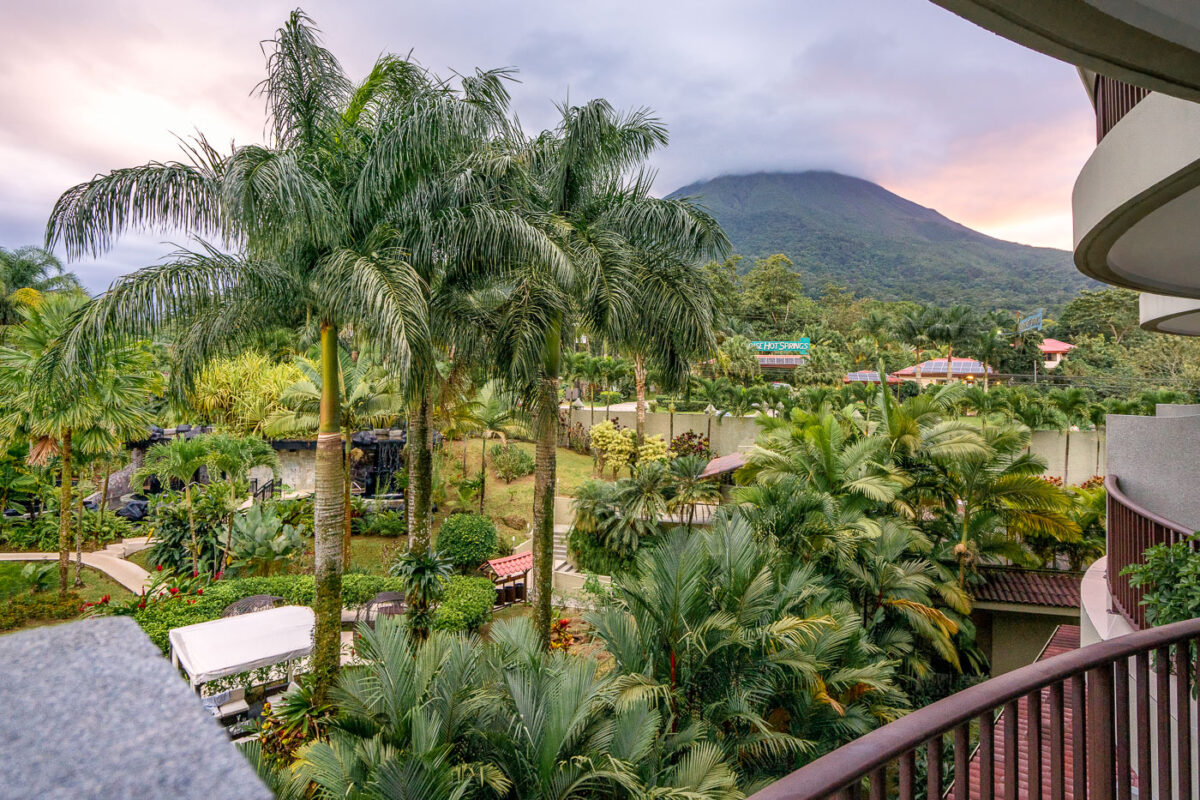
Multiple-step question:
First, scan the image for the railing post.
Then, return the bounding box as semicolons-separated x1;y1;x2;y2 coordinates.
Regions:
1089;664;1116;800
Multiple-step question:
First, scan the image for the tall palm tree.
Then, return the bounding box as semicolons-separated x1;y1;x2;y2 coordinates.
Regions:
44;13;554;692
467;380;524;514
0;293;158;591
135;437;212;576
666;454;720;530
494;99;726;645
1049;387;1090;486
0;246;82;325
266;345;403;558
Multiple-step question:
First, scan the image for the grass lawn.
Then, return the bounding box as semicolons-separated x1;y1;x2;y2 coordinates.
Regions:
438;439;599;536
0;561;131;604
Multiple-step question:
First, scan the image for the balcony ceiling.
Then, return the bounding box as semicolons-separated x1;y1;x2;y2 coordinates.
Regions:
930;0;1200;101
1140;293;1200;335
1073;92;1200;298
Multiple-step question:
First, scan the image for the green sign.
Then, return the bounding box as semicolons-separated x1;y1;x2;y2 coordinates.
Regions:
751;339;810;353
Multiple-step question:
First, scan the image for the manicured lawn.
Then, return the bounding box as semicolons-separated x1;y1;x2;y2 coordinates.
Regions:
439;439;599;536
0;561;131;603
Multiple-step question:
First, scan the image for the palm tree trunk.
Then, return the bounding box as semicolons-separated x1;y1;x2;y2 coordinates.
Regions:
478;434;487;515
633;353;648;444
1063;429;1071;487
74;473;85;587
407;387;433;552
185;484;198;576
343;428;352;566
532;377;558;649
99;463;110;521
58;430;72;594
312;321;345;699
1096;429;1103;477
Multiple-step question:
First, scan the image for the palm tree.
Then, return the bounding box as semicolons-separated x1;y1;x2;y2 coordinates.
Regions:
924;305;981;377
0;246;82;325
135;437;212;576
666;454;720;530
44;13;550;692
1086;402;1108;478
1049;387;1091;485
266;346;403;559
0;293;158;592
494;99;726;645
467;380;524;514
204;433;281;567
930;423;1077;585
388;549;452;641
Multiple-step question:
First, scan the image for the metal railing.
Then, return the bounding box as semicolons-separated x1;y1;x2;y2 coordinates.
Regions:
250;477;278;505
1095;75;1150;143
1106;475;1192;630
747;616;1200;800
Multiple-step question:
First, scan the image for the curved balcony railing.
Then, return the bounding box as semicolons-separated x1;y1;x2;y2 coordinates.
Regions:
1094;75;1150;143
747;616;1200;800
1106;475;1192;630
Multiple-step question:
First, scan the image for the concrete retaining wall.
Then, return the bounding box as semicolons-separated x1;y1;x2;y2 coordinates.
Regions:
572;409;1106;482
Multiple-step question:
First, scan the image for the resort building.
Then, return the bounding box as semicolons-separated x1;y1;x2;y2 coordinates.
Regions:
889;356;993;387
748;4;1200;799
1039;337;1075;370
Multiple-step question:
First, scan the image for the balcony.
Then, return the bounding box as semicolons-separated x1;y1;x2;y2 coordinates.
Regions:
1073;90;1200;297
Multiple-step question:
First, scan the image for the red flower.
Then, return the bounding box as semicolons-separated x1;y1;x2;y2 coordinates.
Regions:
195;589;203;595
214;572;224;580
137;602;146;609
156;565;163;572
169;587;180;595
99;595;110;604
192;570;198;578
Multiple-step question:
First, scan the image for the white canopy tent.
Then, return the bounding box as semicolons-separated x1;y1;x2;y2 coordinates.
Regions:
169;605;315;688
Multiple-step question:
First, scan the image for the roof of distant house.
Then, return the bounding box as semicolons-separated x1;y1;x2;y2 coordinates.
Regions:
0;617;271;799
487;552;533;578
974;567;1082;608
891;357;994;379
756;353;808;368
701;451;748;478
844;370;900;384
1039;338;1075;355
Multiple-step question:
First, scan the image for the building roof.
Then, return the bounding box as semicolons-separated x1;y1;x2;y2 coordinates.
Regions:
965;625;1082;799
700;451;748;478
974;567;1082;608
844;370;900;384
1039;338;1076;355
891;357;994;379
487;552;532;579
0;617;271;800
756;354;808;369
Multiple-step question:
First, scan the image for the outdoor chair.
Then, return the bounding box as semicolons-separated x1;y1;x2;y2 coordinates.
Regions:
220;595;284;618
356;591;406;629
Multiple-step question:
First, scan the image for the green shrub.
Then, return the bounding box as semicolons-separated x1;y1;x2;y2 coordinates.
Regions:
358;511;407;538
146;486;228;575
567;526;640;576
437;513;498;572
431;576;495;633
132;573;409;652
273;496;314;529
489;443;534;483
0;591;83;631
0;516;58;551
1123;533;1200;626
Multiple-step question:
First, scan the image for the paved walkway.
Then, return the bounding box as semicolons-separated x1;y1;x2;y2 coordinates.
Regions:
0;536;155;593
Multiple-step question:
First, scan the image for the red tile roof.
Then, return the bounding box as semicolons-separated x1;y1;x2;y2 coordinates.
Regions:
1039;338;1075;355
486;552;532;579
975;568;1082;608
965;625;1082;799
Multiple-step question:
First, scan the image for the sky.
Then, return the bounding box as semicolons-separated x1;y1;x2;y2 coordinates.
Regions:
0;0;1095;292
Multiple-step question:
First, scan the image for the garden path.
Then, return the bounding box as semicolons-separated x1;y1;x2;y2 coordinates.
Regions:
0;536;154;593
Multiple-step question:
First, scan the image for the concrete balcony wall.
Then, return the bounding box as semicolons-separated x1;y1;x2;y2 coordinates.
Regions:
1106;410;1200;530
1141;293;1200;335
1073;92;1200;297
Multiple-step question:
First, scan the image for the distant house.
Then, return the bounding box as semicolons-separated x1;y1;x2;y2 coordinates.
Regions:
889;357;993;388
1038;338;1075;370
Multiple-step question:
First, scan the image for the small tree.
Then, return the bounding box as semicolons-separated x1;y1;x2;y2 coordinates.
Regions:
437;513;498;573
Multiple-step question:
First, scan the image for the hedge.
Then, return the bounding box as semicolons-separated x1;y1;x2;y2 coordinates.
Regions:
134;574;408;653
432;576;496;633
0;591;84;632
134;573;495;652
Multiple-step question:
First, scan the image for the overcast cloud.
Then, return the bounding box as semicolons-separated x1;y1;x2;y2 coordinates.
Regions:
0;0;1094;291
